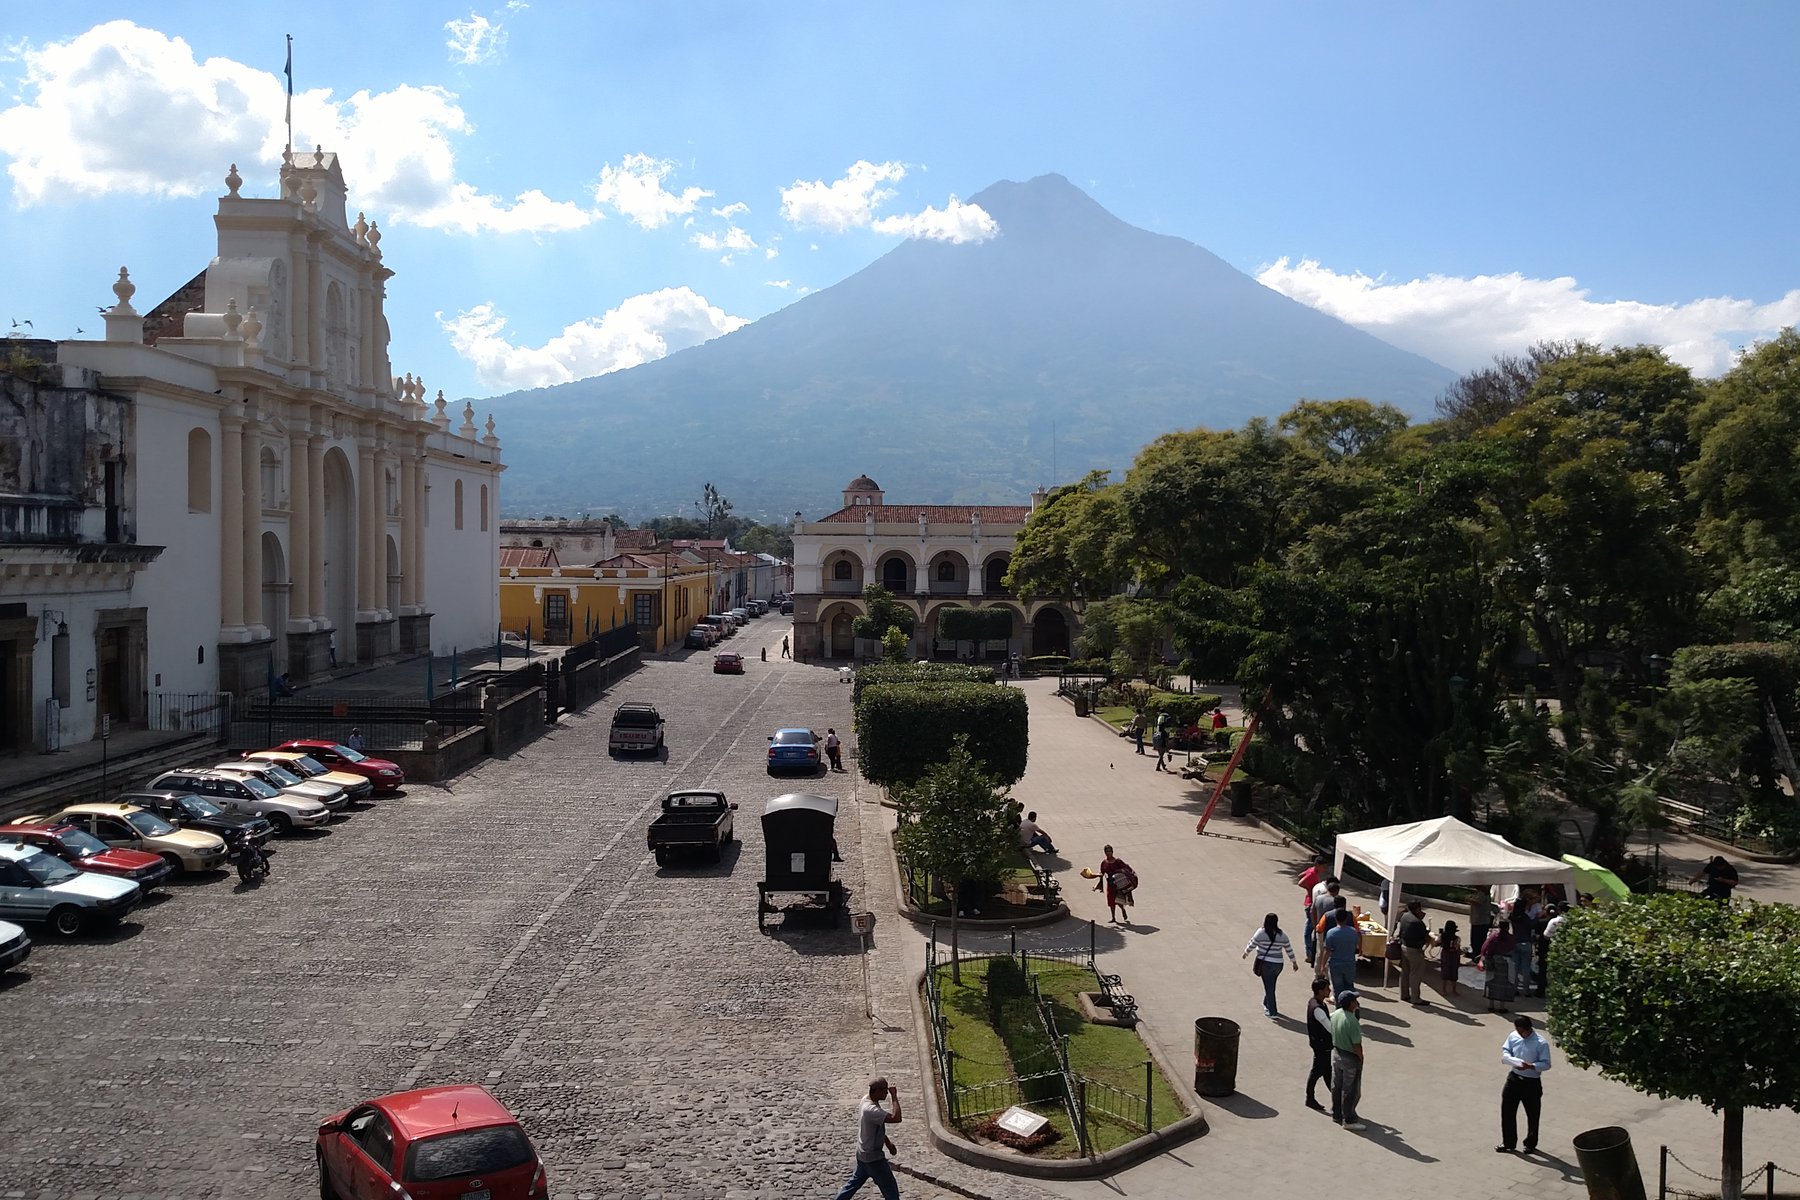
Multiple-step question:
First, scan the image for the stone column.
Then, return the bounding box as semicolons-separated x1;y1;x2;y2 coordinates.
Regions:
411;453;428;611
357;436;378;617
307;432;326;621
288;234;311;368
376;448;396;616
305;232;324;382
241;417;263;634
219;414;245;632
288;426;311;624
399;451;418;611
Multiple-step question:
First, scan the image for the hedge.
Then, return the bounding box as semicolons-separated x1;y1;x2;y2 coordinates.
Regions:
856;681;1029;786
983;956;1064;1106
1062;658;1111;677
851;661;998;707
938;605;1015;642
1141;692;1225;727
1671;642;1800;712
1024;655;1070;676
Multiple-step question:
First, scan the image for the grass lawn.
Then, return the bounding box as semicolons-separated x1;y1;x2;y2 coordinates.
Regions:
903;847;1051;919
932;956;1186;1156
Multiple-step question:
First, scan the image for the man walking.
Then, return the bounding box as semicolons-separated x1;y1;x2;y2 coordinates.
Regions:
1396;899;1432;1006
1322;909;1360;1002
1497;1015;1551;1153
781;635;790;659
1329;990;1366;1131
1298;856;1329;964
825;728;844;772
835;1077;903;1199
1151;713;1171;771
1304;977;1334;1111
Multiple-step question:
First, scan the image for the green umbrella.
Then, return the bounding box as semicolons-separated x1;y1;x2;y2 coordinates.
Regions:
1561;853;1632;902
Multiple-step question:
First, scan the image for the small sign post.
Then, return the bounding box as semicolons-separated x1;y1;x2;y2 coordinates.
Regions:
851;911;874;1016
99;712;111;794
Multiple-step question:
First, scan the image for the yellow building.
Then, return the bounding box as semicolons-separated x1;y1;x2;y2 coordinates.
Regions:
497;548;712;651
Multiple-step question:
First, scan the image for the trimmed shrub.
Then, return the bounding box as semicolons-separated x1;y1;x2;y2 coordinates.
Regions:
851;661;998;707
938;606;1014;642
1062;658;1111;677
983;957;1063;1104
1141;692;1225;727
856;681;1029;786
1024;655;1070;676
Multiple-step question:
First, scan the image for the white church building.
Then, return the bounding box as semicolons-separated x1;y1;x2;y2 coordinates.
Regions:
0;151;501;752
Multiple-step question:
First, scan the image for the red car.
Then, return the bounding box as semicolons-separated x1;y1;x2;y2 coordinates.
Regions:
713;651;744;675
272;740;405;793
317;1084;548;1200
0;822;173;891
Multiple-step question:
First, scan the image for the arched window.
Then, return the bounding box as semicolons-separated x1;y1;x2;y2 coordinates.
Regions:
936;561;956;582
985;558;1009;592
187;428;212;512
454;479;464;530
480;484;489;532
882;558;908;592
833;560;852;581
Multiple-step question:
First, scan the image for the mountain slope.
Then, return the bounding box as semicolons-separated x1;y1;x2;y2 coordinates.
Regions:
488;173;1455;518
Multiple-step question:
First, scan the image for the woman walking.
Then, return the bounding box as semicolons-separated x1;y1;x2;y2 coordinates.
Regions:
1479;923;1518;1013
1095;845;1138;923
1242;912;1299;1017
1438;920;1462;999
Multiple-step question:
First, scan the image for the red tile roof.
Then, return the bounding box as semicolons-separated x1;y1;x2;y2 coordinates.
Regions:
613;528;657;549
500;547;558;568
815;504;1032;524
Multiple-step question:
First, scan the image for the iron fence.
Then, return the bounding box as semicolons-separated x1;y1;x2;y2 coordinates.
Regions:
228;692;482;751
1658;1144;1794;1200
148;691;233;736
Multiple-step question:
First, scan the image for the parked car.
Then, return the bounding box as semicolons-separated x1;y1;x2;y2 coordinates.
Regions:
713;651;745;675
271;740;406;793
731;607;752;624
684;626;712;650
0;822;173;891
767;728;823;775
32;801;228;873
0;918;29;973
211;760;348;811
779;600;794;615
771;591;788;605
608;703;665;756
647;790;737;866
114;789;274;845
697;614;732;641
147;769;330;835
0;842;140;936
240;750;375;802
745;599;767;616
316;1084;549;1200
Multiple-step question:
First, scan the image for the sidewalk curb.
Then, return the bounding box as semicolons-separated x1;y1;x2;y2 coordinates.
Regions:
906;965;1208;1180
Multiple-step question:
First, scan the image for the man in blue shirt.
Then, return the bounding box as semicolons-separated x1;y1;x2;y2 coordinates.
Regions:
1323;909;1361;1001
1497;1014;1552;1153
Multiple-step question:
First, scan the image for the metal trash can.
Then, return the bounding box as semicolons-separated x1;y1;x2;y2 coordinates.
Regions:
1229;779;1253;817
1572;1126;1647;1200
1074;694;1090;718
1193;1016;1241;1097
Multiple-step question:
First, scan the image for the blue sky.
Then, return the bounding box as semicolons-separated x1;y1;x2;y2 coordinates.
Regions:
2;3;1796;405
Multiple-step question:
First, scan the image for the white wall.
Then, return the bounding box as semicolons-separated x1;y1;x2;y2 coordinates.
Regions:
131;388;226;697
422;454;500;655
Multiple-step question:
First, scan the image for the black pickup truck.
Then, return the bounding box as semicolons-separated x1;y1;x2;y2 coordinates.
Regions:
608;702;665;756
647;790;737;866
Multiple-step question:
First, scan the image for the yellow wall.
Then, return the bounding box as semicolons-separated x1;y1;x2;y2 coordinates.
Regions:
497;563;712;650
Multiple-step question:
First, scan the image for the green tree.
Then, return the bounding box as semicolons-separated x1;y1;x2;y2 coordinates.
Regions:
880;626;910;663
735;520;794;558
1074;595;1168;679
1434;340;1586;436
1006;470;1127;611
1552;895;1800;1200
696;481;733;537
852;583;917;642
891;737;1015;982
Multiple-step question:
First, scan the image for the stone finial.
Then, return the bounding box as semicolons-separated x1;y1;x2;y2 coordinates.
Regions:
403;371;416;403
223;297;243;340
111;267;138;315
483;414;498;447
284;171;303;202
433;390;450;428
225;163;242;197
354;211;368;246
367;221;382;258
300;176;318;208
241;305;263;350
459;400;478;436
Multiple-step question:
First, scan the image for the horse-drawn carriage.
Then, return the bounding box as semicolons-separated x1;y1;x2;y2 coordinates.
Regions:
756;792;849;929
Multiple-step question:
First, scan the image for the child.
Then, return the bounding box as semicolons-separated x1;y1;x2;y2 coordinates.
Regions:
1438;920;1462;997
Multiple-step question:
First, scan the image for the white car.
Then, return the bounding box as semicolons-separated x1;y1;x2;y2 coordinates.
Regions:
148;768;330;834
211;760;349;811
0;918;31;972
0;843;140;936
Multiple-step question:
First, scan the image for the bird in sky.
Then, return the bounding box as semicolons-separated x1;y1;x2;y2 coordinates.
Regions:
9;318;31;329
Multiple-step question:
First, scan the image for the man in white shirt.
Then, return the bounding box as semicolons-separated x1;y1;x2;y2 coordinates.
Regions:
1018;811;1058;854
1497;1015;1552;1153
835;1077;902;1199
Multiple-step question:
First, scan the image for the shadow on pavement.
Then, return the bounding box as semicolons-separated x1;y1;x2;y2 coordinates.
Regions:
1358;1121;1439;1163
1205;1091;1279;1120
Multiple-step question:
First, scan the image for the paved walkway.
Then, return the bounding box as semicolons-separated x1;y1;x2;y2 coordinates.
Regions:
866;678;1799;1200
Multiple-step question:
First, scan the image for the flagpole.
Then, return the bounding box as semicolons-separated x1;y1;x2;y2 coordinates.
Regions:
284;34;294;158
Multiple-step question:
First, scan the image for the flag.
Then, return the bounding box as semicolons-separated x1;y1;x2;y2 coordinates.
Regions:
283;35;293;150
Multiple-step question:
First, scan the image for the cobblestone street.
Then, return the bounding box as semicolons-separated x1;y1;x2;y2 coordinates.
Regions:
0;619;1010;1200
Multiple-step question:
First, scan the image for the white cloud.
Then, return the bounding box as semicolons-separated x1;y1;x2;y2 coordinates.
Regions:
592;154;711;229
691;223;757;263
1256;257;1800;378
871;195;996;244
780;159;905;232
712;201;748;220
780;160;996;244
444;13;506;65
440;288;748;390
0;20;595;235
765;279;791;289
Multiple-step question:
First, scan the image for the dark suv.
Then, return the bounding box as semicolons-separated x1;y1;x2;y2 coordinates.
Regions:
117;789;275;846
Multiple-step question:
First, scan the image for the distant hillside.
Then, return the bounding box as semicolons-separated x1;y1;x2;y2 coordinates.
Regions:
486;173;1455;519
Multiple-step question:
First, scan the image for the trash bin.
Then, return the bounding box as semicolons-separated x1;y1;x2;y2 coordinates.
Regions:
1229;779;1253;817
1193;1016;1240;1097
1074;694;1090;718
1572;1126;1647;1200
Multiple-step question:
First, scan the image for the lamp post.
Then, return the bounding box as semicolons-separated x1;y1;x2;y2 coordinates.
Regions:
662;547;669;653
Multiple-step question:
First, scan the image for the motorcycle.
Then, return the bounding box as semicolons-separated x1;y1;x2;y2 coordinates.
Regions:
231;837;273;884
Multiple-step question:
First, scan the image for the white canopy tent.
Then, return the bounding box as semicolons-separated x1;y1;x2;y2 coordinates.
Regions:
1332;817;1576;968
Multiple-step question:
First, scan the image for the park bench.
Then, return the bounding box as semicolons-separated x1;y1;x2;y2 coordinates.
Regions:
1096;972;1138;1024
1026;861;1062;906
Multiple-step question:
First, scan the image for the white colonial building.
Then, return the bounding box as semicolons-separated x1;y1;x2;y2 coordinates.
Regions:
789;476;1076;662
0;151;501;751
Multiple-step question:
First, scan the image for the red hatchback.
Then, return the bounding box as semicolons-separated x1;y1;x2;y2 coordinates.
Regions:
0;823;173;891
317;1084;547;1200
272;740;406;793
